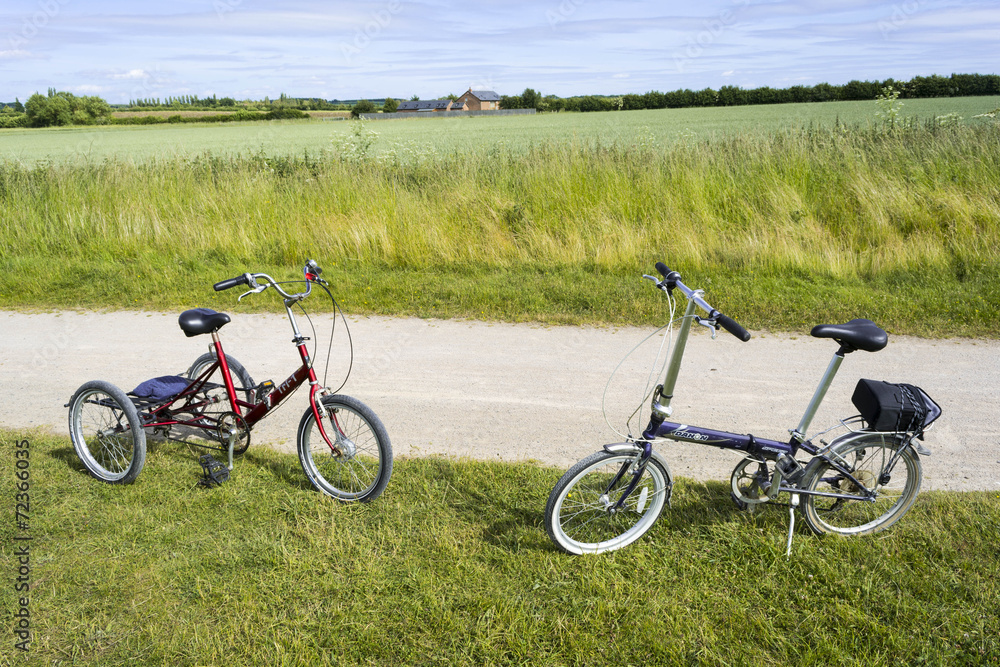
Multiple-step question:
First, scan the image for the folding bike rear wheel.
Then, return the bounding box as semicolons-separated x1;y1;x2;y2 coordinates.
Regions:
545;451;670;555
800;433;921;536
68;380;147;483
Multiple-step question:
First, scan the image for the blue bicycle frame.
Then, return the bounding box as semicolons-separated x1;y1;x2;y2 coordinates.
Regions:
616;265;892;510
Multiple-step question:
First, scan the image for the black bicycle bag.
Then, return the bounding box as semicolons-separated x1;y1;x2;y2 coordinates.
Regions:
851;379;941;434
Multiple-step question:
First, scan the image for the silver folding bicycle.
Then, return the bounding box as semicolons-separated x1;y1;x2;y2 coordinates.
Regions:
545;262;941;555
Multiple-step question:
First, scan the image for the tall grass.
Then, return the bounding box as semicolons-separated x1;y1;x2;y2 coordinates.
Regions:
1;122;998;335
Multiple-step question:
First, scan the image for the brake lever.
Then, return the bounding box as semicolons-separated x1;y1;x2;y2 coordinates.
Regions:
237;276;267;302
695;316;718;339
643;274;671;292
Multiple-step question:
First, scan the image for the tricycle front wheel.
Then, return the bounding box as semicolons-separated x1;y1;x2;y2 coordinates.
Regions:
296;395;392;502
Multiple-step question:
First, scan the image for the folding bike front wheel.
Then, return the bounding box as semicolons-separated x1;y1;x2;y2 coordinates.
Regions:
68;380;147;483
545;451;670;555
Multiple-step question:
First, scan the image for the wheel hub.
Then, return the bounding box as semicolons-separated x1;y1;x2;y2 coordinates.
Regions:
845;469;877;493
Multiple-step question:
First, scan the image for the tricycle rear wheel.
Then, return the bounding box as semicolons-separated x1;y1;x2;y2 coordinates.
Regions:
68;380;147;483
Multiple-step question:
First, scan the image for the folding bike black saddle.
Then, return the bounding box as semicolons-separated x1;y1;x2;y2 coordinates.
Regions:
810;318;888;353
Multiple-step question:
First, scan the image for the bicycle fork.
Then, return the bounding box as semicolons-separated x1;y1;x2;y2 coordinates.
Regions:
309;387;356;460
605;442;659;514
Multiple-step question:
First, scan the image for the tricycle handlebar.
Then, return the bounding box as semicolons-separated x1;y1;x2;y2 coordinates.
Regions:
214;260;327;303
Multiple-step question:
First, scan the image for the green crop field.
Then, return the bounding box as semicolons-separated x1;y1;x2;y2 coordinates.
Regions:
1;96;997;165
1;98;999;337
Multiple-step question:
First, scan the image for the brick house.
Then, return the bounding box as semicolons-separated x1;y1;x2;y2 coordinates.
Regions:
455;89;500;111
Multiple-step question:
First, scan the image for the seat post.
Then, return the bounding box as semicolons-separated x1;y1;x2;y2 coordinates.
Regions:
791;350;846;442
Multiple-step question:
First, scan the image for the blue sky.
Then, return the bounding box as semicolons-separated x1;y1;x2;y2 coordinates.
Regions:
1;0;997;103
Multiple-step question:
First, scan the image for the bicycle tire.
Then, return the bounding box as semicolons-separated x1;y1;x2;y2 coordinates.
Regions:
186;352;255;405
186;352;255;453
800;433;921;536
296;394;392;502
68;380;147;484
545;450;669;555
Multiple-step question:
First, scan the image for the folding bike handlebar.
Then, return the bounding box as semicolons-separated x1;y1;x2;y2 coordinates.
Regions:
645;261;751;342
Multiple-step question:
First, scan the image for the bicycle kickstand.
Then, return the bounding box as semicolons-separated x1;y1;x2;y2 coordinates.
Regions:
785;493;800;558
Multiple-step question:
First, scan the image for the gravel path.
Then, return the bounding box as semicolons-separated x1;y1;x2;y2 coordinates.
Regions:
2;310;998;491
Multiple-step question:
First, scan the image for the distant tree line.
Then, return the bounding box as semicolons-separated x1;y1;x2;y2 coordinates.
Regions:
130;94;237;108
0;89;315;128
500;73;1000;112
4;73;998;129
0;99;28;128
127;92;350;112
113;108;309;126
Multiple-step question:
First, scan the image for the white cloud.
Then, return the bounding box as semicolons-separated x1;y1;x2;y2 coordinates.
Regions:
0;49;34;59
71;84;107;94
110;69;149;80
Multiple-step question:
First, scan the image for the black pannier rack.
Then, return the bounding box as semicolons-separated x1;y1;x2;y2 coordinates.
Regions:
851;379;941;436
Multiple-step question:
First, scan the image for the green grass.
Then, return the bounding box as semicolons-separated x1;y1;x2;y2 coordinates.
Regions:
2;116;998;336
2;428;998;665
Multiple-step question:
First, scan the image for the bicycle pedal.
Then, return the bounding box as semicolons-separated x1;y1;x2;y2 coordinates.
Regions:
198;454;230;488
255;380;274;402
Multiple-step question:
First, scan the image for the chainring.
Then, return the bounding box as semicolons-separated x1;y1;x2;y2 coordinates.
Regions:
216;412;251;455
731;457;772;507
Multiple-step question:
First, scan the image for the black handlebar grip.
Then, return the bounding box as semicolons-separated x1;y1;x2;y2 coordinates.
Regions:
715;312;751;342
213;275;249;292
655;262;671;278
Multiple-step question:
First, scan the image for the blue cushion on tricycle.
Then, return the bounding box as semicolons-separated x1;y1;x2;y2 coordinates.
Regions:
131;375;190;401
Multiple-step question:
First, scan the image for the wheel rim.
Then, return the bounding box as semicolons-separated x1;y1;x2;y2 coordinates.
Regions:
73;388;136;480
552;456;667;554
305;406;383;499
807;443;917;535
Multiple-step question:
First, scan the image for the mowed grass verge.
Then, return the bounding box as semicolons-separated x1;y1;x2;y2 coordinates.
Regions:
2;428;998;666
2;120;998;337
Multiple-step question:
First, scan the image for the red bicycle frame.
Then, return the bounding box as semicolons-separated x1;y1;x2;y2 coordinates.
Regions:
140;285;339;458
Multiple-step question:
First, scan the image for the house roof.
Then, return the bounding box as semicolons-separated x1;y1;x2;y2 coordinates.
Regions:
464;89;500;101
397;99;452;110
